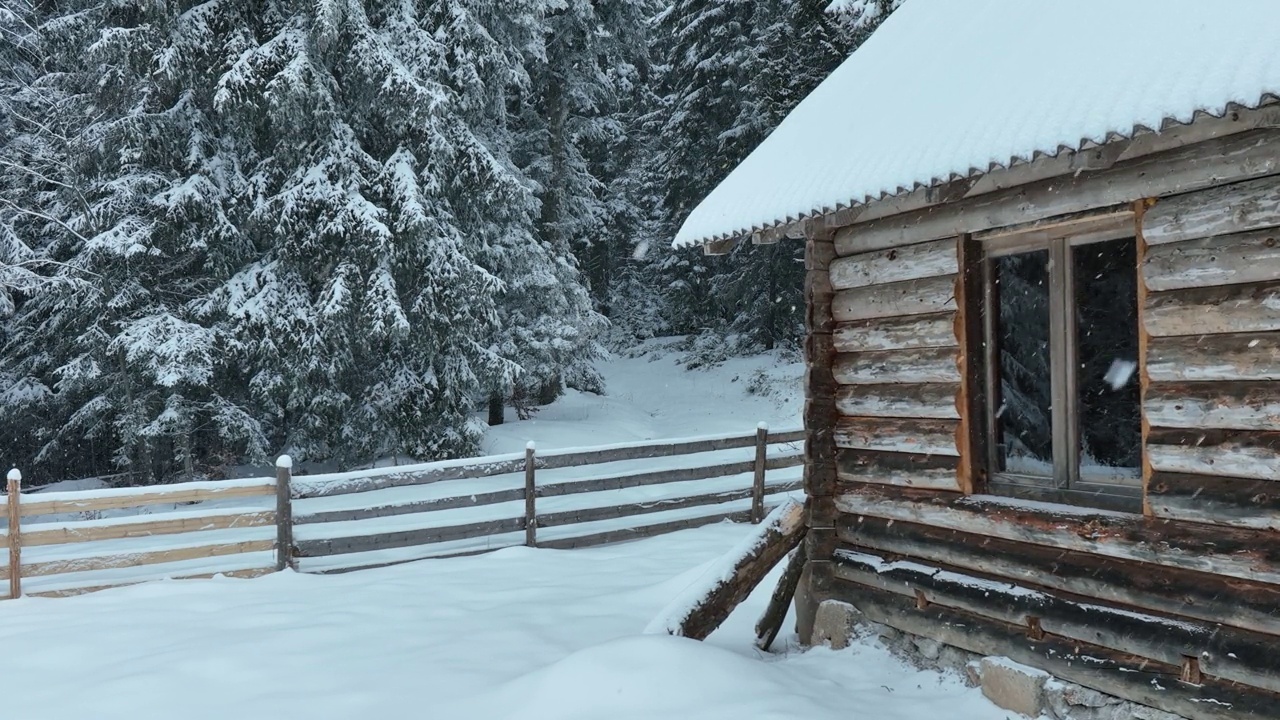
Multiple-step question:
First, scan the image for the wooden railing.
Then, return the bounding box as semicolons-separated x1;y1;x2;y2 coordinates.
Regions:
0;425;805;596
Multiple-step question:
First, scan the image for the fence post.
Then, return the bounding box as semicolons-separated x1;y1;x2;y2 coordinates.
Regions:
751;423;768;523
6;469;20;598
524;441;537;547
275;455;295;571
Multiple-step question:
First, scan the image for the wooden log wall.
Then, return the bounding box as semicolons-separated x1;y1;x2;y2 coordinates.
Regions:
818;160;1280;718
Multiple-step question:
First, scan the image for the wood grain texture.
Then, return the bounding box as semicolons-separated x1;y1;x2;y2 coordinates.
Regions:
835;449;959;491
833;129;1280;255
834;383;959;419
832;313;958;353
1144;228;1280;291
828;237;957;290
1144;280;1280;337
22;511;275;547
536;480;802;529
1149;472;1280;531
5;539;276;580
833;547;1280;695
1143;175;1280;246
1147;332;1280;381
831;275;957;323
1145;381;1280;431
296;517;525;557
833;348;960;385
537;509;755;551
19;482;275;518
833;417;960;457
1146;427;1280;482
839;514;1280;637
832;484;1280;585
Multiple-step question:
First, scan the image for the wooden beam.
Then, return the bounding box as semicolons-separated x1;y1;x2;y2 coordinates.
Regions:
1144;175;1280;245
1145;280;1280;337
1145;381;1280;431
831;275;957;322
828;237;958;291
834;383;960;419
1143;227;1280;292
19;481;276;518
834;417;960;457
22;510;276;547
703;237;741;255
1149;472;1280;532
833;313;958;353
835;449;959;491
833;348;960;385
834;129;1280;255
1147;427;1280;482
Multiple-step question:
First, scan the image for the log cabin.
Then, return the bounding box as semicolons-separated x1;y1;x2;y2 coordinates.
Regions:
673;2;1280;718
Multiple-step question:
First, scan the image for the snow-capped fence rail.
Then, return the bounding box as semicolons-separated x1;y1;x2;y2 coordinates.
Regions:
0;425;804;596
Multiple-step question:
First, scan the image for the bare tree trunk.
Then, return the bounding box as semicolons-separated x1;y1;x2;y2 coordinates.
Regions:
487;393;505;426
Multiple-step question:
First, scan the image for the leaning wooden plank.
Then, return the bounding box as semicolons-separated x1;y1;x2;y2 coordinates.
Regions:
828;237;958;291
1147;427;1280;481
1143;228;1280;291
19;480;276;518
1143;175;1280;246
1147;332;1280;381
294;516;525;557
833;548;1280;696
21;510;276;547
834;128;1280;255
833;348;960;385
833;313;957;353
644;499;806;641
1149;472;1280;532
834;417;960;457
754;545;807;651
839;514;1280;638
1145;381;1280;431
829;581;1273;720
536;509;754;551
835;449;960;490
17;539;276;579
294;487;528;526
536;460;756;499
833;484;1280;585
536;481;801;530
831;275;957;322
1144;280;1280;337
834;383;959;419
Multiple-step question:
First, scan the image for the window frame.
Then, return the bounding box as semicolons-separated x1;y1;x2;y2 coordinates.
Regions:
976;216;1144;513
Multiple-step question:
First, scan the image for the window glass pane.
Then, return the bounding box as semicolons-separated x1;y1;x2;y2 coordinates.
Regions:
1073;238;1141;480
993;250;1053;475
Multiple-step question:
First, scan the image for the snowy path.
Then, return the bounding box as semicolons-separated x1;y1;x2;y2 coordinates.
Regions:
0;521;1004;719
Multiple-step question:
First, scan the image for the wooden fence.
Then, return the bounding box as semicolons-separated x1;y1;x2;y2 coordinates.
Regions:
0;425;805;596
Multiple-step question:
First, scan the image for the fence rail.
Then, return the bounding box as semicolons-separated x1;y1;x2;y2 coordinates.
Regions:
0;425;805;597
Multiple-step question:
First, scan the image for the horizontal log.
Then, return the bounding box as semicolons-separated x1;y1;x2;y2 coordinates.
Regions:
1143;175;1280;246
1;539;276;580
295;487;527;526
834;383;959;419
1143;228;1280;291
833;348;960;385
833;128;1280;255
835;449;959;491
1147;427;1280;481
831;275;957;323
1146;381;1280;431
828;237;958;291
832;483;1280;585
834;418;959;457
19;482;275;517
537;509;754;550
838;514;1280;638
21;511;276;547
768;429;807;444
1147;332;1280;381
1149;472;1280;532
828;580;1275;720
832;313;958;353
537;480;802;529
537;460;758;499
833;548;1280;695
1144;280;1280;337
27;567;274;599
295;517;525;557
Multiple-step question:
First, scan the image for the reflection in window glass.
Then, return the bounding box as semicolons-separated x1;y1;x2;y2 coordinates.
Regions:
1074;238;1141;479
993;250;1052;476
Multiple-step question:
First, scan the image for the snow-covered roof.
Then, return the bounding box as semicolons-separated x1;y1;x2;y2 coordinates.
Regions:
673;0;1280;248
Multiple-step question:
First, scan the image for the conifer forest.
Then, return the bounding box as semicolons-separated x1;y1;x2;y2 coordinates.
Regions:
0;0;898;483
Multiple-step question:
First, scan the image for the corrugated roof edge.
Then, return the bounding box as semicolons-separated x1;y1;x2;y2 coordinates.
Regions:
677;93;1280;250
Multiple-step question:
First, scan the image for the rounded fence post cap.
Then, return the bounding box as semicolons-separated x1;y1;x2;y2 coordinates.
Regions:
6;469;19;482
276;455;293;470
525;441;536;451
757;422;769;431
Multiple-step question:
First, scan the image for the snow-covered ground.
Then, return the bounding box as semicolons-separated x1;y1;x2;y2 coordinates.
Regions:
0;521;1004;720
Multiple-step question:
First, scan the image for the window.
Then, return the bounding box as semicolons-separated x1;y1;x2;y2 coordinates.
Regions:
978;221;1142;512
